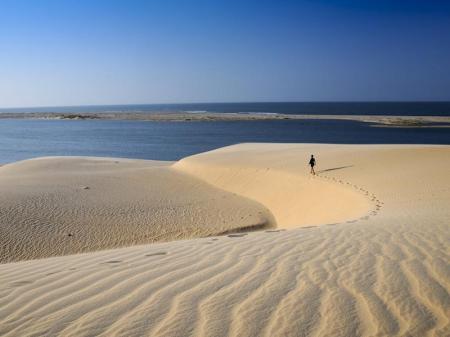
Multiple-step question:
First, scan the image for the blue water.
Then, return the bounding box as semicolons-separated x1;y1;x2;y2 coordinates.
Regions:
1;102;450;116
0;119;448;163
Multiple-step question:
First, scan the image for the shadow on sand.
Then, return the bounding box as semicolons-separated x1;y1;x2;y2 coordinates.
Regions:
317;165;354;174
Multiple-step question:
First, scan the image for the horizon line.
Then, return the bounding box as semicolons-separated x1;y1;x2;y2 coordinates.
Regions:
2;100;450;110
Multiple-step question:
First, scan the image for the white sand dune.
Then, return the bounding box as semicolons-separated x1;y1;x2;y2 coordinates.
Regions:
0;144;449;337
174;144;371;228
0;156;274;263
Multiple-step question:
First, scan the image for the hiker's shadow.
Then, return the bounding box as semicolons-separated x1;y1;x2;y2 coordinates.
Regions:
317;165;354;174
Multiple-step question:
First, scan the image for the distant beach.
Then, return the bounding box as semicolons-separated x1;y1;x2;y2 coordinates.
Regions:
1;110;450;127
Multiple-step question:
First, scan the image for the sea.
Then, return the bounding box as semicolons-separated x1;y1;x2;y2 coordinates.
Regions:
0;102;449;163
1;101;450;116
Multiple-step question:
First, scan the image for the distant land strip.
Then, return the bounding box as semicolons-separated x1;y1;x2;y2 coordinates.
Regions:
1;112;449;127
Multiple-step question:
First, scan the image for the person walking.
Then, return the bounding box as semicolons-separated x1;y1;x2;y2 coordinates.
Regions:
309;154;316;175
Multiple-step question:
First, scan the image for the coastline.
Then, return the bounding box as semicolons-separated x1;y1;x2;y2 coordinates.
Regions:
1;111;450;127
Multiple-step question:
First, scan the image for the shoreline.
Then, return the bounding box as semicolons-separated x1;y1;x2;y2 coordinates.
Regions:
1;111;450;127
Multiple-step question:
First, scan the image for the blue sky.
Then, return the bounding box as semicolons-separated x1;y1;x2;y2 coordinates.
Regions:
1;0;449;107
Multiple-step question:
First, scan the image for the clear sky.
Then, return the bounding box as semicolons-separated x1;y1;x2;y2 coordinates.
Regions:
1;0;450;107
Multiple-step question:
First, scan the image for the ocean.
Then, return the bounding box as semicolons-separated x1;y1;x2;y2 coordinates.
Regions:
0;119;448;163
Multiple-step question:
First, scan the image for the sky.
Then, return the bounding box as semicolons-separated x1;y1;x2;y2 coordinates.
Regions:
1;0;450;108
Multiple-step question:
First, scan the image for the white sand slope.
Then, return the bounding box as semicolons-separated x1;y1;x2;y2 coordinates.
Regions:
0;146;371;262
174;144;372;228
0;157;274;263
0;144;449;337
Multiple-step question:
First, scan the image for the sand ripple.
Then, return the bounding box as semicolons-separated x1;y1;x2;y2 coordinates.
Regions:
0;144;449;336
0;157;274;262
0;220;448;337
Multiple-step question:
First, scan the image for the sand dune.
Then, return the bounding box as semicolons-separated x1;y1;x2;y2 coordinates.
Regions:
0;144;449;336
174;144;372;228
0;145;371;262
0;156;274;262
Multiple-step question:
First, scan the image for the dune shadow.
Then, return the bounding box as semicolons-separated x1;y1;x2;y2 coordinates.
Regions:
145;252;167;257
228;233;248;238
216;221;272;236
317;165;353;174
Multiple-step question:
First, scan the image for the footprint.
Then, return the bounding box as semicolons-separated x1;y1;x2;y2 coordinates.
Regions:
145;252;167;257
228;233;247;238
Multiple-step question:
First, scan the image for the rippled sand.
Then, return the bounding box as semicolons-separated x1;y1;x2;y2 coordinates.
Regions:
0;144;449;337
0;157;274;263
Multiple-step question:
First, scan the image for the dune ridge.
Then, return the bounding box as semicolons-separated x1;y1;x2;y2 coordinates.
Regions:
0;145;371;262
174;144;372;228
0;144;449;337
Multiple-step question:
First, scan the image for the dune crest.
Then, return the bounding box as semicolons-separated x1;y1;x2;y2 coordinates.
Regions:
174;144;372;228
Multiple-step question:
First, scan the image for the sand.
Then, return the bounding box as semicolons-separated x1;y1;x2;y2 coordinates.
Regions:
0;144;449;336
174;144;372;228
0;157;274;263
1;111;450;127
